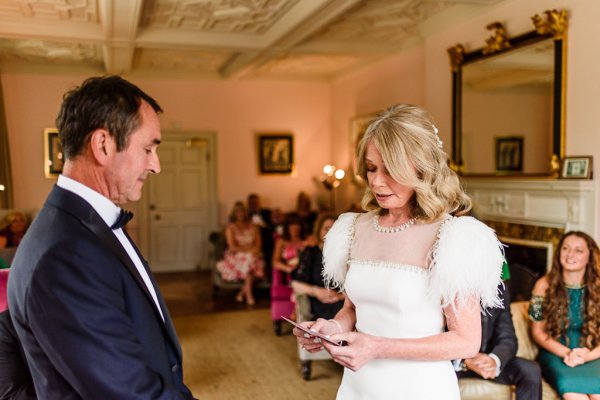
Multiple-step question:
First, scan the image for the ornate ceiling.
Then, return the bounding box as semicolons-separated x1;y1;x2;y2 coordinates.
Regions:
0;0;505;80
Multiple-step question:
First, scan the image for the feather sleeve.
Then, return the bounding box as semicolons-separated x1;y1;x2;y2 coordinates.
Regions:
322;212;360;291
429;216;504;311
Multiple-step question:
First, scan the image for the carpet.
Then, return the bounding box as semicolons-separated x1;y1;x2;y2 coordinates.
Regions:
175;309;343;400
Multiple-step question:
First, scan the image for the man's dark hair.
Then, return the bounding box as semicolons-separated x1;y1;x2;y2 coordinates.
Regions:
56;75;162;160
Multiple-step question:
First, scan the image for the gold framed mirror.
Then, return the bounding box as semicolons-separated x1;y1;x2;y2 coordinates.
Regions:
448;9;567;176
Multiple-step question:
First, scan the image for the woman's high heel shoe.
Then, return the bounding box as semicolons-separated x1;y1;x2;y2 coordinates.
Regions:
235;291;244;303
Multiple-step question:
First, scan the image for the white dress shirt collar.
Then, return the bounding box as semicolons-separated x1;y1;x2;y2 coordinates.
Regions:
57;174;121;227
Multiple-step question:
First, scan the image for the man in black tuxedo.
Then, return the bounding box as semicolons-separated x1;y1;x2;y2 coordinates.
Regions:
0;309;36;399
455;283;542;400
8;76;194;399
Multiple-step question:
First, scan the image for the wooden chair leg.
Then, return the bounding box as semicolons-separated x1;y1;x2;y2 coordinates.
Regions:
273;320;282;336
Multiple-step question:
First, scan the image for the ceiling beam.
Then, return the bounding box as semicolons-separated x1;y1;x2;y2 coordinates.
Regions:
99;0;144;74
220;0;362;79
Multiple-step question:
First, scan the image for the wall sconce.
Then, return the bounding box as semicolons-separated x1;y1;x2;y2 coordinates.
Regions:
319;164;345;211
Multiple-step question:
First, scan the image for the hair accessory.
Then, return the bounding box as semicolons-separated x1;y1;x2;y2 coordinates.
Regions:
432;125;443;148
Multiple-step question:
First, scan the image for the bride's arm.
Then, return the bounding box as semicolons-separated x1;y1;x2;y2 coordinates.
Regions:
324;295;481;371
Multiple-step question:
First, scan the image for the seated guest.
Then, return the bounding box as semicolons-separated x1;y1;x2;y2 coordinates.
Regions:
217;202;265;305
0;310;36;399
0;212;28;249
272;212;306;282
271;208;284;243
295;192;317;235
530;231;600;399
247;193;271;228
247;193;274;278
291;214;344;320
456;278;542;400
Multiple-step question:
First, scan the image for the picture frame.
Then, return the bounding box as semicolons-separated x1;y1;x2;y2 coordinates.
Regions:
44;128;63;178
561;156;593;179
349;112;378;184
257;133;294;174
495;136;523;172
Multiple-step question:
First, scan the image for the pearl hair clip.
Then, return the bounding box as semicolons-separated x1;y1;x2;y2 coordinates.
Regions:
433;125;443;149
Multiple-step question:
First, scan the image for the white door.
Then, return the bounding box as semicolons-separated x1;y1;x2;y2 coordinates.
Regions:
145;133;217;272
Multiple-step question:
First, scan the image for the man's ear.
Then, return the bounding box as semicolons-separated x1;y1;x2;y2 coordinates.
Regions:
89;129;114;166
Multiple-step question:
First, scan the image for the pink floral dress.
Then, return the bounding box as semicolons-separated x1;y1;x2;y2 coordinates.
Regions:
217;224;265;282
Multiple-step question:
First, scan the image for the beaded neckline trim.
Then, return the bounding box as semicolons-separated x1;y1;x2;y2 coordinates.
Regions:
350;259;429;275
372;214;416;233
563;282;586;289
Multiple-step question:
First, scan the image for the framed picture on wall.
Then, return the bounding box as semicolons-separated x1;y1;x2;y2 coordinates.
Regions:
561;156;593;179
495;136;523;172
44;128;63;178
257;133;294;174
349;112;378;184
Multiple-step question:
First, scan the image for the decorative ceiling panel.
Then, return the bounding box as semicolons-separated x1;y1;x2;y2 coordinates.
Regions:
313;0;454;43
0;0;98;22
0;0;509;79
0;38;101;64
141;0;298;34
253;53;366;79
134;48;231;72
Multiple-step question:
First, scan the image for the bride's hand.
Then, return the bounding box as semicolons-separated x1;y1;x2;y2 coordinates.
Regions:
293;318;339;353
323;331;380;371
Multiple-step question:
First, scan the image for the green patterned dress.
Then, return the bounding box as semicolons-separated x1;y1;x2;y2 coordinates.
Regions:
530;287;600;396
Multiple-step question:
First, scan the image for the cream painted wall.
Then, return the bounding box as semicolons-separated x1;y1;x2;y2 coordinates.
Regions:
330;47;426;211
1;74;331;224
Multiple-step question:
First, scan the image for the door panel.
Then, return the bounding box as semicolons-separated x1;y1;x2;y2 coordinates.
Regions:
147;136;213;272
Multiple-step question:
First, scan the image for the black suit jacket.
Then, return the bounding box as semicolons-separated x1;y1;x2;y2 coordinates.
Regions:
8;186;194;399
0;309;36;399
480;284;518;370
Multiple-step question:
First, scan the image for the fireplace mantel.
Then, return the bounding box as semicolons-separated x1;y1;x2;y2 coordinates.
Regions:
462;178;595;234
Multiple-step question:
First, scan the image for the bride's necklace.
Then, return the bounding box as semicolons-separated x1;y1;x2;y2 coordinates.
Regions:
373;214;416;233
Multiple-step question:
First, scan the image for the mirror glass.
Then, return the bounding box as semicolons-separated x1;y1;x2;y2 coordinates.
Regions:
461;38;554;174
450;10;569;177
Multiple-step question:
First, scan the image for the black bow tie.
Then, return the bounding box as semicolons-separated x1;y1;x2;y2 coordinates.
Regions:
111;209;133;230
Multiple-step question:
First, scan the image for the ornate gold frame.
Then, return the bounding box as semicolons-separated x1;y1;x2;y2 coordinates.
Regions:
447;9;568;177
44;128;63;179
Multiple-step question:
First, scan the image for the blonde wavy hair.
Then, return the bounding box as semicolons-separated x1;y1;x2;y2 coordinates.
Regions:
356;104;471;222
543;231;600;348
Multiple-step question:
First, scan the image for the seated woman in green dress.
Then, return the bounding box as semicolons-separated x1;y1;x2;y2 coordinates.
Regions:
529;231;600;400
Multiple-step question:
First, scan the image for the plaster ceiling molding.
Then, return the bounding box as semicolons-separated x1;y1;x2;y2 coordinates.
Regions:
141;0;298;34
0;38;101;65
312;0;455;44
0;0;98;22
134;47;231;73
251;52;366;80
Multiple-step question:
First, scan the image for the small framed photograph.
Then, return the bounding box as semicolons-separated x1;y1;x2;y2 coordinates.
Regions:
495;136;523;172
44;128;63;178
349;112;378;184
257;133;294;174
561;156;593;179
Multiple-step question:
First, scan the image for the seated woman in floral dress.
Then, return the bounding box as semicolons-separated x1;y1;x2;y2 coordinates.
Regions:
530;231;600;400
217;202;265;305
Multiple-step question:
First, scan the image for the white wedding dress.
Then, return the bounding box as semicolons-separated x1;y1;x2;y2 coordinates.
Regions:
323;212;504;400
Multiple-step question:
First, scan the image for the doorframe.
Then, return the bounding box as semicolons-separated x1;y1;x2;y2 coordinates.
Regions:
137;130;219;270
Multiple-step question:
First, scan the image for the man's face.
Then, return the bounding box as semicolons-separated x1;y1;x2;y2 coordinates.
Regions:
108;101;161;204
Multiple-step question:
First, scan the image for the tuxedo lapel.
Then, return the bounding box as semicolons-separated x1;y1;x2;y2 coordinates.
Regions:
122;229;183;360
46;186;165;328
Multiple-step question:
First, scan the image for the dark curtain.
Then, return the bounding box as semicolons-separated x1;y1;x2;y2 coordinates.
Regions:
0;74;13;209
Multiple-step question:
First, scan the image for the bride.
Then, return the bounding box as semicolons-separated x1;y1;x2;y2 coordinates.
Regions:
293;104;504;400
